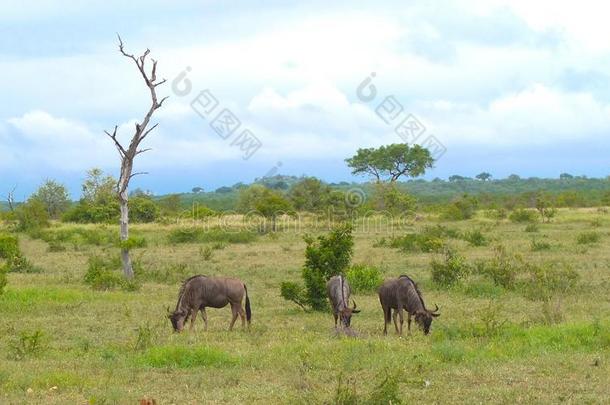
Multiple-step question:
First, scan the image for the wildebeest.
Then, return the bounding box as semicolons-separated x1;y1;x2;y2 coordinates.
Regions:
326;275;360;330
378;275;439;335
168;275;251;332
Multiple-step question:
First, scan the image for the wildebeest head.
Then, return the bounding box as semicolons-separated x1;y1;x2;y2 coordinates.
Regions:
168;308;188;332
339;300;361;328
414;304;440;335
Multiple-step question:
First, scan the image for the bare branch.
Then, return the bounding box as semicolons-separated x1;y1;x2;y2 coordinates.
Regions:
154;78;167;87
139;123;159;141
104;125;126;157
135;148;152;156
129;171;148;180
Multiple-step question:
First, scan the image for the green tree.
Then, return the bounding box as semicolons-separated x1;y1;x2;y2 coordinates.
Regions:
368;182;416;215
30;179;70;219
16;198;50;230
281;225;354;311
535;192;556;223
236;184;268;213
254;190;293;231
288;177;332;212
158;194;182;215
476;172;492;181
82;168;116;205
345;144;434;182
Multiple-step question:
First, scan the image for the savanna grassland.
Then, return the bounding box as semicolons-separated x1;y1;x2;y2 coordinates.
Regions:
1;209;609;404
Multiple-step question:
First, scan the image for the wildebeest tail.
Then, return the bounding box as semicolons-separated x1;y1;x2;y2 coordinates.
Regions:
244;284;252;323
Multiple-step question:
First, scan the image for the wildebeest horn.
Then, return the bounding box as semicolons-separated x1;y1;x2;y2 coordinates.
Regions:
352;300;357;310
166;306;171;315
432;304;439;313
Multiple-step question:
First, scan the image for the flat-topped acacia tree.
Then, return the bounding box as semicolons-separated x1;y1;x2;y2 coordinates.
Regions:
105;35;168;279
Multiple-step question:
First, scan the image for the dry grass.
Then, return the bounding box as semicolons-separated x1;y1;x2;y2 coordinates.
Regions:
0;208;609;403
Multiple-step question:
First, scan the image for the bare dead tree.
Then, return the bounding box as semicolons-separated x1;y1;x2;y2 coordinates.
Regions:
105;35;168;279
5;185;17;211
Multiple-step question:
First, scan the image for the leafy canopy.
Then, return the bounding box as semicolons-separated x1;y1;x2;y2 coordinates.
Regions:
345;143;434;182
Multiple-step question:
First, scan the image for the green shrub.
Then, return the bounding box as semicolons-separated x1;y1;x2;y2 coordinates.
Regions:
576;231;601;245
129;197;160;223
8;254;40;273
117;235;148;250
346;264;383;293
0;263;7;295
522;262;579;301
281;225;353;311
168;228;257;244
199;246;213;261
531;238;552;251
84;256;138;291
280;281;308;311
62;201;119;224
134;322;157;351
431;249;470;287
0;234;20;259
8;330;46;360
524;223;539;233
441;194;479;220
509;209;538;223
15;199;50;231
368;372;403;405
473;245;519;289
463;229;488;246
389;227;449;253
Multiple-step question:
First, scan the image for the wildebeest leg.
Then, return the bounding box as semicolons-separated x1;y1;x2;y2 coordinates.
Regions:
407;312;412;335
229;303;239;331
201;308;208;331
190;309;198;331
333;312;338;329
383;306;391;335
392;310;399;334
239;305;246;329
397;308;404;336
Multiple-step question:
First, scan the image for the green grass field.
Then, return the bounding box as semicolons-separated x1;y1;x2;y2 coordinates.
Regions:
1;209;609;404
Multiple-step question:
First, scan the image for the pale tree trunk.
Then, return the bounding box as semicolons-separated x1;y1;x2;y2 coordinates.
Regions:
105;35;167;279
119;192;133;278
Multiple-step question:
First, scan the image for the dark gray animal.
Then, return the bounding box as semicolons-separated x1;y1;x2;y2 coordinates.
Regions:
326;275;360;329
168;275;251;332
378;275;439;335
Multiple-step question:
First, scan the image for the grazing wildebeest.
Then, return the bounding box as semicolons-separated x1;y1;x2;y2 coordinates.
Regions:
326;275;360;330
168;275;251;332
378;275;439;335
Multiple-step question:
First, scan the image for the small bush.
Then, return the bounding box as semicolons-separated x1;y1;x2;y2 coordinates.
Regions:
531;238;552;251
84;256;139;291
474;245;520;289
522;262;579;301
168;228;257;244
8;254;41;273
346;264;382;293
0;234;20;259
390;233;444;253
431;249;470;287
590;218;603;228
368;372;403;405
524;223;539;233
15;199;50;231
463;229;488;246
333;375;360;405
509;209;538;223
199;246;213;261
134;322;157;351
441;194;479;221
0;263;7;295
117;235;148;250
576;231;601;245
280;281;308;311
9;330;46;360
168;227;202;244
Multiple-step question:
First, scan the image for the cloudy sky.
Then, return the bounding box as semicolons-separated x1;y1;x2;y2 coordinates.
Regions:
1;0;609;198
